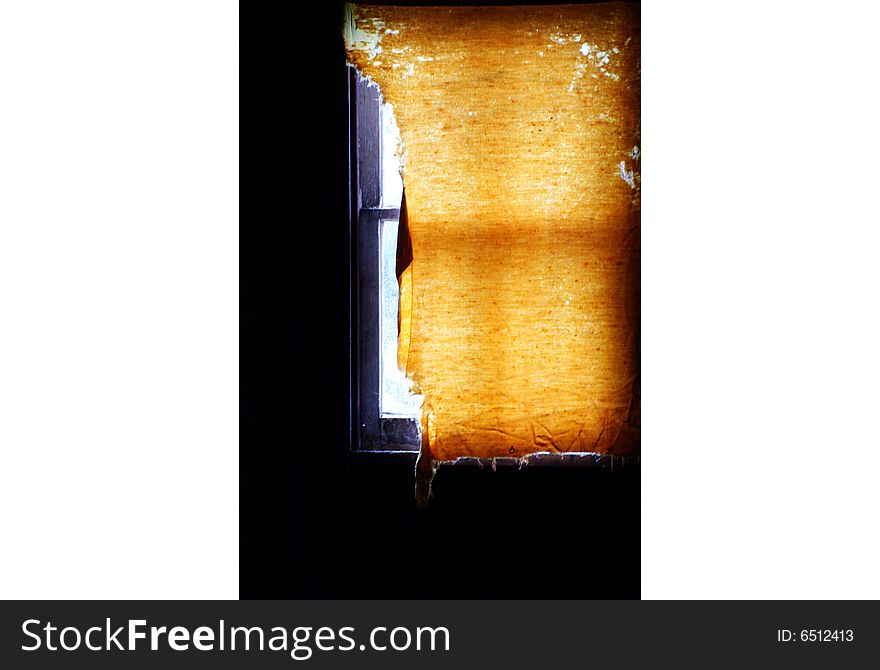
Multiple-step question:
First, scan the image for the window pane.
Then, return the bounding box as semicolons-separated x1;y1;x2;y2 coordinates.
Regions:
380;102;403;208
380;219;421;416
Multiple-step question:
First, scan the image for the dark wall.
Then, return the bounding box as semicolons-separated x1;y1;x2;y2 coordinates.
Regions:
242;1;640;599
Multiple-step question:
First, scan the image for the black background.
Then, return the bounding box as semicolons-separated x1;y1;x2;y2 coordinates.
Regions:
241;1;640;598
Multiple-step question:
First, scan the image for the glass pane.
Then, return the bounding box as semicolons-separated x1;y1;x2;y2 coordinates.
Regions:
380;102;403;208
380;219;422;416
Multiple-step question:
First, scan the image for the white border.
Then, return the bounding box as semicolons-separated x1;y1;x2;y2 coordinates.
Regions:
0;1;239;599
642;0;880;598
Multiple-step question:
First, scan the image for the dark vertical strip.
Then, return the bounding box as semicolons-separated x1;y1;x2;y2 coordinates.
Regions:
356;79;381;207
358;209;381;448
356;76;382;449
349;66;360;451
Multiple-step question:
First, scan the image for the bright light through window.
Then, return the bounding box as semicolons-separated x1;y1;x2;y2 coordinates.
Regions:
380;102;403;208
379;102;420;417
380;219;422;416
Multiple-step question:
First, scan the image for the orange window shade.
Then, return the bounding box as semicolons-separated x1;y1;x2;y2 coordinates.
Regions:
345;3;640;473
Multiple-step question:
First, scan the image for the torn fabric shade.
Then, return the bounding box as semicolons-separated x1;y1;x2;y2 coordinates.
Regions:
346;3;641;466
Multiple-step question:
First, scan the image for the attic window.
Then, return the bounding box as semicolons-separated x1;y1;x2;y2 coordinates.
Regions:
346;3;641;482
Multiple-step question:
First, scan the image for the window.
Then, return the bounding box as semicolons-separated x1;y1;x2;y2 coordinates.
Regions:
347;64;632;468
345;0;639;473
349;67;422;452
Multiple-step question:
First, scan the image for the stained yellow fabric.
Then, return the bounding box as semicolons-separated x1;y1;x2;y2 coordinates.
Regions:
346;3;640;461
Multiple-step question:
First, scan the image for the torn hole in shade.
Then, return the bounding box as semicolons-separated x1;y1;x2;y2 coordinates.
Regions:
353;65;421;418
348;60;430;500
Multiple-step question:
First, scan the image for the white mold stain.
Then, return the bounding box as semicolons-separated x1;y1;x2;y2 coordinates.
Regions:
569;40;622;91
550;31;587;47
345;5;443;84
343;4;386;55
568;60;588;92
619;161;636;189
343;4;407;65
